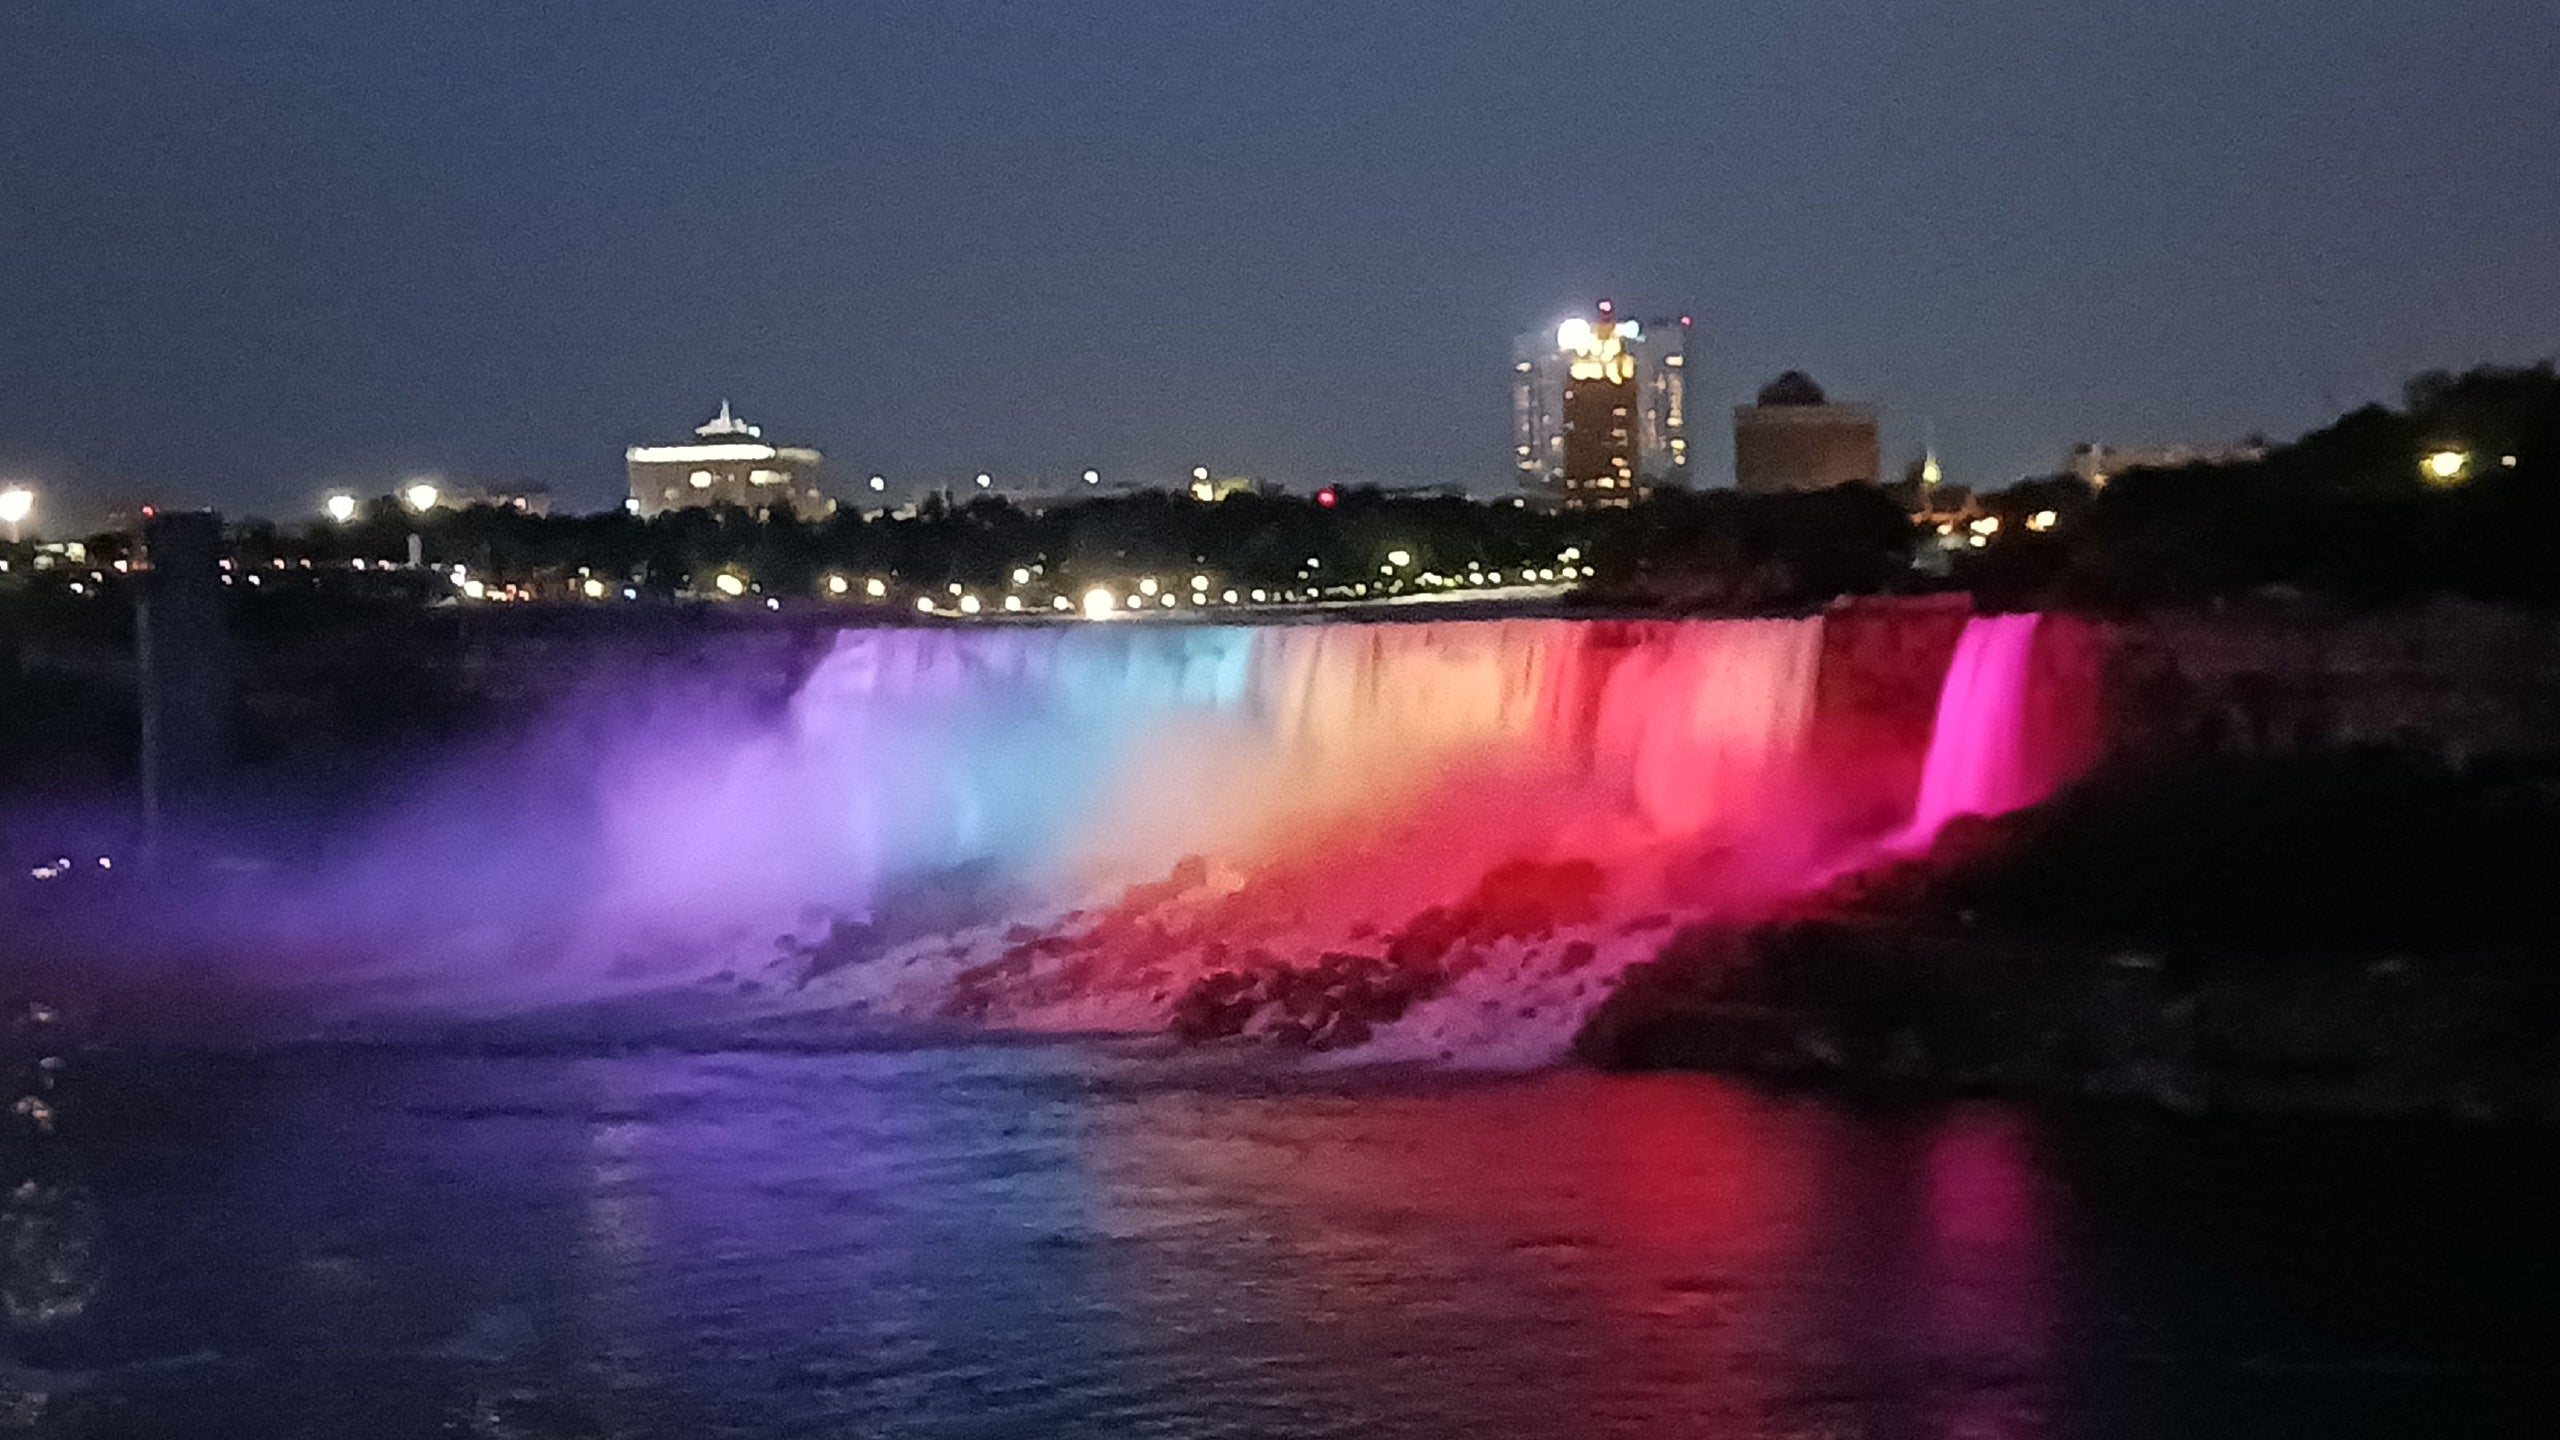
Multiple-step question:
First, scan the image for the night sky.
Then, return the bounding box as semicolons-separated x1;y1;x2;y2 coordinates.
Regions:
3;0;2552;522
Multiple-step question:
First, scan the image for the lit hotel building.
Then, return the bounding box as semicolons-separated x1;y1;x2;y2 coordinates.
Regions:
626;402;828;517
1513;301;1692;508
1732;371;1880;493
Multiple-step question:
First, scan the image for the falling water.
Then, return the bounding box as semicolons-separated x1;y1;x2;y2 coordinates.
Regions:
1901;613;2045;846
252;610;2093;1046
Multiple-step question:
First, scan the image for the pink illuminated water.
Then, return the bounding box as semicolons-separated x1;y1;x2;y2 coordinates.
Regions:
1902;613;2045;847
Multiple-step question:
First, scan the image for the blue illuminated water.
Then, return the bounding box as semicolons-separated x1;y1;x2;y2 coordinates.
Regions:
8;1042;2554;1438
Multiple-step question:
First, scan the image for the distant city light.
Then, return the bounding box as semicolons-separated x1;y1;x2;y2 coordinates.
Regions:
1003;595;1022;612
975;473;993;489
1083;469;1100;485
1192;466;1209;481
827;575;850;595
325;493;359;524
915;596;935;613
2027;509;2059;532
959;594;981;614
1385;549;1411;568
865;577;887;598
0;486;32;539
1138;576;1160;596
582;578;607;599
1315;487;1338;509
461;578;486;599
1012;567;1032;585
713;572;747;597
2423;449;2471;485
1082;587;1116;620
869;475;887;492
403;482;440;513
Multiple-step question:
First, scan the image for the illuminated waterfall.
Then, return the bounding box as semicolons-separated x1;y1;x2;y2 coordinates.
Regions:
575;618;1838;944
301;609;2089;1034
1901;613;2046;846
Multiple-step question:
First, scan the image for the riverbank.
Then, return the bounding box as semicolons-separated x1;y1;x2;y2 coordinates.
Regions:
1577;750;2560;1121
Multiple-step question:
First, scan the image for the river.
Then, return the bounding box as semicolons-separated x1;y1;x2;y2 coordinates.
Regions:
2;1040;2551;1437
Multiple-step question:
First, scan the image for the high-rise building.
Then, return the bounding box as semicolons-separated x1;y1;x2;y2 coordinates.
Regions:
626;402;828;517
1513;301;1692;508
1732;372;1880;493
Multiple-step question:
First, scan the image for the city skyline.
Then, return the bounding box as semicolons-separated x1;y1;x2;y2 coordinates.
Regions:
3;1;2554;524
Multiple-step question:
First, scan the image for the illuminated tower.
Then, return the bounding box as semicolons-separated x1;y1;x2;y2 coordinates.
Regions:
1513;301;1691;508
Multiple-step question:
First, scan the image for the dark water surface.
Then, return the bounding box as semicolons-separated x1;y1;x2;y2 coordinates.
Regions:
4;1043;2554;1438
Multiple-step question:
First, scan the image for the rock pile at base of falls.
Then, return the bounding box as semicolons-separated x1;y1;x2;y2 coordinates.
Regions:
1164;857;1608;1050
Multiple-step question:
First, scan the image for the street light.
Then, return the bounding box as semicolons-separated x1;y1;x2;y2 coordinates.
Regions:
2422;449;2471;486
325;493;359;524
403;482;440;513
0;486;31;543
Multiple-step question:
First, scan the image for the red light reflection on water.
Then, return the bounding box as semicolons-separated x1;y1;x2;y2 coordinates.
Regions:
1082;1074;2071;1438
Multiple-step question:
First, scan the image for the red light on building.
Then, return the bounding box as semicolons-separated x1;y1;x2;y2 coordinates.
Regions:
1315;487;1338;509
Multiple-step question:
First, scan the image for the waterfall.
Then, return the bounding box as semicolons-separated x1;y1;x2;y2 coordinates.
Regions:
1901;613;2045;846
563;617;1845;949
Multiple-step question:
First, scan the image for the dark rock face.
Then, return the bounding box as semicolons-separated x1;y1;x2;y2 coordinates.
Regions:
1170;951;1440;1050
1167;857;1609;1050
1579;920;2560;1121
1578;752;2560;1121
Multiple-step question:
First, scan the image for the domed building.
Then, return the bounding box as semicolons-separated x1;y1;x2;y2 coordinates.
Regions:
625;402;828;518
1732;371;1879;494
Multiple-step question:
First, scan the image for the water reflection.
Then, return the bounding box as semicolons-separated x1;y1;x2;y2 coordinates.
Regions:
9;1045;2555;1438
